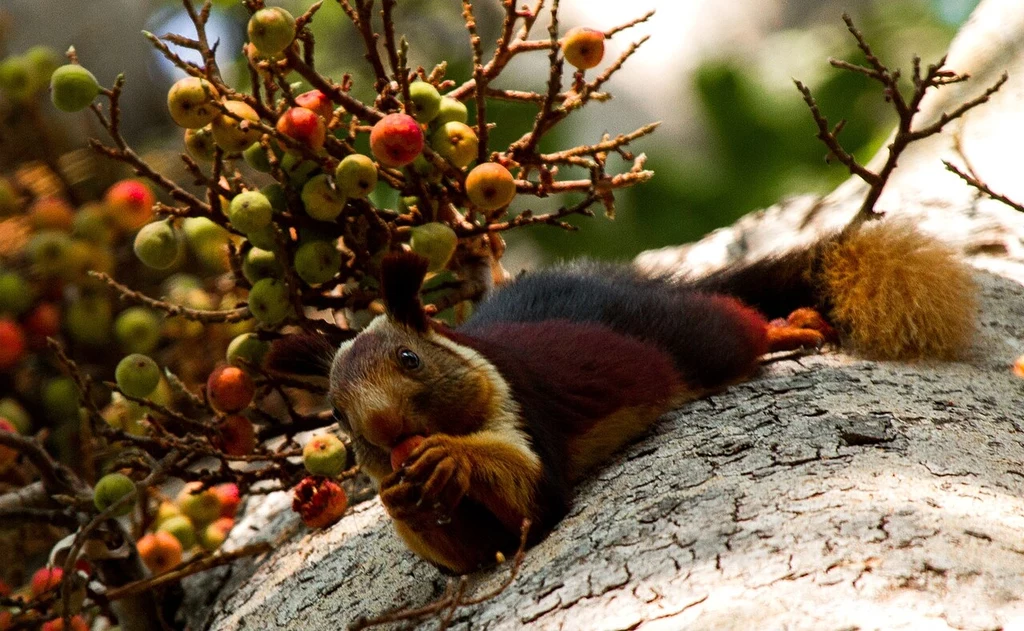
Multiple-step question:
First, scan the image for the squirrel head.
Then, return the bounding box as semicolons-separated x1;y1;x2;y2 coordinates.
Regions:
272;252;513;482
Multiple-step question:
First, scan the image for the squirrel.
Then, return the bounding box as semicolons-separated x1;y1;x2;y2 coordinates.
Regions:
269;220;977;574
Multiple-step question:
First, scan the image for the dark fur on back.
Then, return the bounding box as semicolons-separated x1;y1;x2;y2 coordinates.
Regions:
461;261;769;389
381;252;430;332
688;239;833;319
267;328;352;377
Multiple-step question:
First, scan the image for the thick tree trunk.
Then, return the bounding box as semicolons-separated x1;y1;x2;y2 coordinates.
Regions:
183;1;1024;628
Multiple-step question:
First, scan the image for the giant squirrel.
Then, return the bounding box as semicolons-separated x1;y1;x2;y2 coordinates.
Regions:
269;221;977;574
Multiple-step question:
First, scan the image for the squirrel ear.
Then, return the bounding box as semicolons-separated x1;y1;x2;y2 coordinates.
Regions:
381;251;430;332
266;327;354;377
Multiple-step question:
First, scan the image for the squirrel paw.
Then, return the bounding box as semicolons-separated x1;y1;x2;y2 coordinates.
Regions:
766;307;838;353
381;436;471;526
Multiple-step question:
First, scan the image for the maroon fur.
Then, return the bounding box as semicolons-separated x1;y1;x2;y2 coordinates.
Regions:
442;320;682;438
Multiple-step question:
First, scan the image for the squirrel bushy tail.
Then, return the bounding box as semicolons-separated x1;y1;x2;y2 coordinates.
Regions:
691;221;977;360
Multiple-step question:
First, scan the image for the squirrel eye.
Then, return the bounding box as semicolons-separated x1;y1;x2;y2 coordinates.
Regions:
396;347;422;371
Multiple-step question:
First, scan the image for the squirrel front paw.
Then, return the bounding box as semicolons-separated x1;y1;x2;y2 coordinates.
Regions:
380;436;472;527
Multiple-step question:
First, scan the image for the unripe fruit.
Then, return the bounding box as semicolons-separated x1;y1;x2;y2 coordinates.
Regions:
216;414;257;456
0;272;32;316
295;89;333;119
158;514;197;549
207;364;255;413
213;483;241;518
294;240;341;285
93;472;136;516
248;7;296;58
431;121;479;168
227;332;270;368
242;247;282;284
280;154;319;187
26;46;61;91
42;377;79;421
465;162;517;210
301;174;346;221
106;179;156;231
334;153;378;199
201;517;235;551
409;81;442;122
262;183;288;212
72;202;116;245
0;399;30;434
137;531;182;575
65;296;112;346
50;64;100;112
116;354;161;398
212;100;261;153
27;231;72;277
435;96;469;126
0;56;32;102
276;107;326;152
167;76;220;129
30;567;63;597
185;125;217;161
303;434;347;477
177;482;222;525
370;113;424;167
246;225;277;251
134;220;183;270
242;141;273;172
114;307;162;354
228;191;274;233
154;500;182;527
390;435;426;471
292;476;347;528
410;223;458;272
248;278;291;326
561;27;606;70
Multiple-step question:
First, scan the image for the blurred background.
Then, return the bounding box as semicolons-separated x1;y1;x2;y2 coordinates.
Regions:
0;0;981;268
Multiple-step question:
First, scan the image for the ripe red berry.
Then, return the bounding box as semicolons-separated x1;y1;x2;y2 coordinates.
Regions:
213;483;241;518
216;414;257;456
292;476;348;529
30;567;63;597
276;107;327;152
369;113;424;167
24;303;61;339
40;616;89;631
295;90;333;119
106;179;156;231
207;365;255;413
390;435;426;471
0;319;26;371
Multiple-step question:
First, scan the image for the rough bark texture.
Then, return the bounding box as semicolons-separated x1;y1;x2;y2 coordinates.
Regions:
183;1;1024;628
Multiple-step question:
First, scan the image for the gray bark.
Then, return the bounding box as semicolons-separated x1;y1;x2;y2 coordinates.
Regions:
183;1;1024;628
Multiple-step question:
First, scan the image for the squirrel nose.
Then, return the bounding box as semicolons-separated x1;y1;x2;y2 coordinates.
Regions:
363;409;406;448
